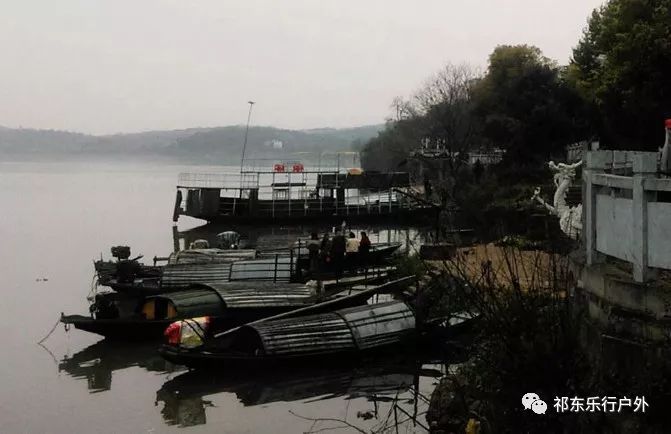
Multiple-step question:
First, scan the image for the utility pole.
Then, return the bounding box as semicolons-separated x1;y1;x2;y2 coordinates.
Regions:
239;101;255;178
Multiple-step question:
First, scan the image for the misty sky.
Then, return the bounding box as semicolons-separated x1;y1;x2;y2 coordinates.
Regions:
0;0;604;134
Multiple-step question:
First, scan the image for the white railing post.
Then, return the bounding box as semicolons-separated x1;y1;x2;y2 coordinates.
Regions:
631;153;657;282
584;151;609;266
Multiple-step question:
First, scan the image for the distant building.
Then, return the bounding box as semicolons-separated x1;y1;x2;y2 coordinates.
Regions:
407;139;505;186
409;139;504;166
467;149;505;165
565;140;599;163
263;139;284;149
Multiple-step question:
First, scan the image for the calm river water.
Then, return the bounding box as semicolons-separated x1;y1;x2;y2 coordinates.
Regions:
0;161;446;434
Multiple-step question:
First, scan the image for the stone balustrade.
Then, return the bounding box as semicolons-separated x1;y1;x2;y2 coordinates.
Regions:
584;150;671;282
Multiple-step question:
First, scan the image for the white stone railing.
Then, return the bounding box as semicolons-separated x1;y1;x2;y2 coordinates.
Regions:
584;150;671;282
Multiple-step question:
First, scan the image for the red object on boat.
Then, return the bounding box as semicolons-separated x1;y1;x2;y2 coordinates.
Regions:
292;163;304;173
665;119;671;129
273;163;285;172
164;321;182;345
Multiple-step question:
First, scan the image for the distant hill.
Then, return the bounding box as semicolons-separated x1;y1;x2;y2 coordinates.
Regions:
0;124;383;163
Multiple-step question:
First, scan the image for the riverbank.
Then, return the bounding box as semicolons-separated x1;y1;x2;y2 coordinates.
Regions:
422;243;671;433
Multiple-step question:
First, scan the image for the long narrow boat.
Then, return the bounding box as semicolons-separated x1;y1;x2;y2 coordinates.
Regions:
96;243;400;296
159;299;418;369
60;274;393;340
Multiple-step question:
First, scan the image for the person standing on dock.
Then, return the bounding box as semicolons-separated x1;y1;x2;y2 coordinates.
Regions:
346;232;360;270
359;232;371;254
359;231;371;267
346;232;359;253
320;232;331;265
307;232;321;274
331;229;346;279
424;178;433;200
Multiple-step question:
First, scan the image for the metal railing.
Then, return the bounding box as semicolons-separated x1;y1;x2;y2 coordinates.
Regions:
212;188;423;217
177;172;260;189
229;251;296;283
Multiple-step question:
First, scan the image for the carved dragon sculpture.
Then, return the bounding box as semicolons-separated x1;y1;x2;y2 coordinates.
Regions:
531;160;583;239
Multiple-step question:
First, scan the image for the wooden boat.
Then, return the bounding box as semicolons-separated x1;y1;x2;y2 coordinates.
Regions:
96;243;399;296
164;248;257;265
60;275;394;340
159;298;418;370
97;253;299;296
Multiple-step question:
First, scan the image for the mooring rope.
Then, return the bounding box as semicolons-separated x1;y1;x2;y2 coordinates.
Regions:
37;314;65;344
37;342;59;366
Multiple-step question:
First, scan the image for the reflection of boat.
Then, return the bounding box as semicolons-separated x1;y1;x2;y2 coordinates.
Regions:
61;275;392;340
160;297;419;369
58;341;178;392
156;357;432;427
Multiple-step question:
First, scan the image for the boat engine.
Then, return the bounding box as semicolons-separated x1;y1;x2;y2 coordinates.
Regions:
116;259;142;283
94;246;146;284
111;245;131;260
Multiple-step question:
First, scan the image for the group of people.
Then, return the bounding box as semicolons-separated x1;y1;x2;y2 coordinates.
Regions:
306;229;372;278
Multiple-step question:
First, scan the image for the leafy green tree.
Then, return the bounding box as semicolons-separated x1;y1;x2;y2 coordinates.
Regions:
569;0;671;149
473;45;589;169
360;117;423;171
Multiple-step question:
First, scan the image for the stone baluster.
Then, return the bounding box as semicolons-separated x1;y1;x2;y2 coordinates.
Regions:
631;153;658;282
583;151;609;266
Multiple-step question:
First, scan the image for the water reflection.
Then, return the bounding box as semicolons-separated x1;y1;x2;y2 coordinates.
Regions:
59;341;183;392
156;357;445;429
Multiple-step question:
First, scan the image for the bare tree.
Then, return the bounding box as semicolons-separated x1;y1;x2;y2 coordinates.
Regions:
413;64;478;112
362;63;482;196
410;64;483;203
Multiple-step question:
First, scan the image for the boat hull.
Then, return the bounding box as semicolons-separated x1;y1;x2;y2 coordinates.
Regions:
60;305;315;341
107;282;165;296
62;315;174;340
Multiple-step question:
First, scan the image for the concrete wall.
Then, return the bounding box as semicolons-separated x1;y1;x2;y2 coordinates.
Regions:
584;150;669;282
591;191;671;270
596;195;633;262
648;201;671;269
